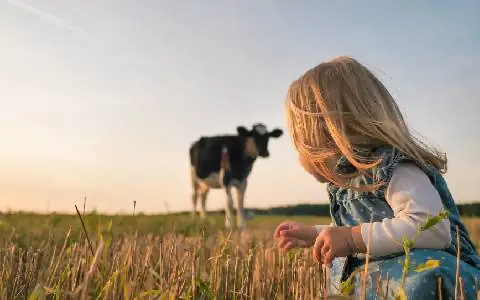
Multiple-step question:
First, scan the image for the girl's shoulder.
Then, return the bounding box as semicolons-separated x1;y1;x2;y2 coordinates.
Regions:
328;146;439;196
371;146;443;185
334;146;422;179
371;146;423;182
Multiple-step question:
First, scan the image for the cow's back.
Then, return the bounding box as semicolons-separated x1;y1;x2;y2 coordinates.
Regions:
190;135;243;179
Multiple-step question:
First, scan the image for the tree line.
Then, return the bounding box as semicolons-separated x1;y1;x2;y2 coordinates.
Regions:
182;202;480;217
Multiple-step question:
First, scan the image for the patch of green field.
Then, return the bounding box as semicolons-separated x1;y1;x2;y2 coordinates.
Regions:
0;212;478;247
0;212;330;247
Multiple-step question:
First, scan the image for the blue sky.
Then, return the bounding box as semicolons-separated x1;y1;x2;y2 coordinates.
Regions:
1;1;479;213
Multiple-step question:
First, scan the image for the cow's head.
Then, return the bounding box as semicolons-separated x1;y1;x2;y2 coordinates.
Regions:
237;123;283;158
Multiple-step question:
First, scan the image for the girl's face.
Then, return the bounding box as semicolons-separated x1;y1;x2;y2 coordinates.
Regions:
298;154;338;183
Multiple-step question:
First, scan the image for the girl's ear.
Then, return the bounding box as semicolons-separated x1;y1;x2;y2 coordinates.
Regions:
269;128;283;138
237;126;251;136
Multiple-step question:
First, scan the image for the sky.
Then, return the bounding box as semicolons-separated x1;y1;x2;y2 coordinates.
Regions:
1;0;479;214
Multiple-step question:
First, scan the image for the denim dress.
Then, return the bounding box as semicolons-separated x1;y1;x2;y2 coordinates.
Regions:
327;147;480;299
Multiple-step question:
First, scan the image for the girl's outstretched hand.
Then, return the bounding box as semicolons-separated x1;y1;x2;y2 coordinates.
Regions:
312;226;366;266
273;221;318;251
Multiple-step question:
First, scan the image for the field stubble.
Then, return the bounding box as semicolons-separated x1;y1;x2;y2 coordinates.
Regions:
0;211;478;299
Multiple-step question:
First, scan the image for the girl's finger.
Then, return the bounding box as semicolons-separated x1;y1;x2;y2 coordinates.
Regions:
277;237;290;249
278;237;298;250
278;236;308;248
324;249;334;266
274;223;291;238
321;243;330;259
279;228;301;238
313;236;325;263
283;240;297;252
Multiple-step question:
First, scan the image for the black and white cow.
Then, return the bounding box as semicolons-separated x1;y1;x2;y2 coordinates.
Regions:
189;123;283;229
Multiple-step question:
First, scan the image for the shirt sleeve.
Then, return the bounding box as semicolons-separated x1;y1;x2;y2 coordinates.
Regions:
360;162;451;257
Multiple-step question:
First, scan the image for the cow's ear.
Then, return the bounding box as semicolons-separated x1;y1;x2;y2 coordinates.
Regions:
269;128;283;138
237;126;251;136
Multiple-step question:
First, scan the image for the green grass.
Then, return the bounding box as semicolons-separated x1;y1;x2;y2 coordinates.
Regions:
0;212;330;246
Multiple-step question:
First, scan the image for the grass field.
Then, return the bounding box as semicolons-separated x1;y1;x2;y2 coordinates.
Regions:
0;211;478;299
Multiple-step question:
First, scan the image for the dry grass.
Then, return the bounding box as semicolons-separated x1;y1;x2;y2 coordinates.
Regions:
4;231;325;299
0;212;478;299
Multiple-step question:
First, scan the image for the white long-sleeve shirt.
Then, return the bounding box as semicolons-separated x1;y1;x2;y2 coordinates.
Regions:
314;162;451;257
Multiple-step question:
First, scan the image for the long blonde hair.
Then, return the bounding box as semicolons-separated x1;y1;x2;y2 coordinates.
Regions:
285;56;447;189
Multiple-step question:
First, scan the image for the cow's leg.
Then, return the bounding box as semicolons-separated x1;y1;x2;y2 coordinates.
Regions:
224;186;235;228
190;167;198;218
199;188;209;220
191;190;198;218
235;181;247;229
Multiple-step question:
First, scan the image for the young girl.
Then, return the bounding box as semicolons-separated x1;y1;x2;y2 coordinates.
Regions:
274;56;480;299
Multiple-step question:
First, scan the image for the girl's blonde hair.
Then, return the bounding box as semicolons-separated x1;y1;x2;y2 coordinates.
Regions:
285;56;447;189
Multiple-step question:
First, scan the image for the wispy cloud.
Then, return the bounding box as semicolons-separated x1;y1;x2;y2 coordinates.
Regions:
5;0;167;88
6;0;92;41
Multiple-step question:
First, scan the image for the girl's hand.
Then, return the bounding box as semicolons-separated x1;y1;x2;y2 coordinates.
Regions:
312;226;366;265
273;221;318;251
